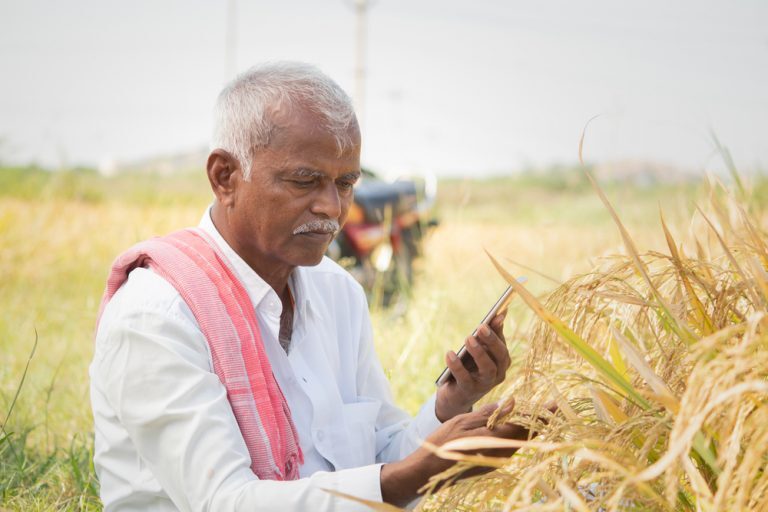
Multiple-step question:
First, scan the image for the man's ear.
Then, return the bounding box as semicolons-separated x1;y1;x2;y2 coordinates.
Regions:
207;149;241;206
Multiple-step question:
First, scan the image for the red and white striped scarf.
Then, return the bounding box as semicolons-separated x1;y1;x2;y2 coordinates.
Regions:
97;228;303;480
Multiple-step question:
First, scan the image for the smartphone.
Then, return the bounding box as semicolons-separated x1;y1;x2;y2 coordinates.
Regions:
435;276;527;387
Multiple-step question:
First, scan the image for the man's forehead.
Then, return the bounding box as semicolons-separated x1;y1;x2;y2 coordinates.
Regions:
269;103;325;131
269;102;360;141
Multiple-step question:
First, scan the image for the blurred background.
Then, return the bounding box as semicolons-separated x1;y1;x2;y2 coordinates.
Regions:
1;2;767;509
1;0;766;176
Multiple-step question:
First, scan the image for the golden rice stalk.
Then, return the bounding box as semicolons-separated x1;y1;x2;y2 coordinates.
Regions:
417;178;768;512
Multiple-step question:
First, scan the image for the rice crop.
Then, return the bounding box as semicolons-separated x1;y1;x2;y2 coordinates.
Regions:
415;174;768;511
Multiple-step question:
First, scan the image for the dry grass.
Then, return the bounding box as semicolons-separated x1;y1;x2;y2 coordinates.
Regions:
0;196;207;510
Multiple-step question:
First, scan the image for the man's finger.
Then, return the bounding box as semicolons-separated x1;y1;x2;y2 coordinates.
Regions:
475;402;499;416
467;421;530;444
445;349;472;384
464;334;497;383
457;403;499;429
476;327;511;378
496;397;515;417
489;309;507;336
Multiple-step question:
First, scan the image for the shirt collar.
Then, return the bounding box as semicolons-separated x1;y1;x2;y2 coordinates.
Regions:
198;206;314;318
290;265;313;321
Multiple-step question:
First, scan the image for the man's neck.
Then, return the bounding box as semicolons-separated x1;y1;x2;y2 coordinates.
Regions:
278;285;294;353
210;203;294;296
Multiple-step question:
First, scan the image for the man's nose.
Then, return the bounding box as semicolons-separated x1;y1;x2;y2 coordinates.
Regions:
310;182;342;219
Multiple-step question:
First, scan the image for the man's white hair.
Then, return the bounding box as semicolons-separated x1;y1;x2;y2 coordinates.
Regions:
211;61;357;180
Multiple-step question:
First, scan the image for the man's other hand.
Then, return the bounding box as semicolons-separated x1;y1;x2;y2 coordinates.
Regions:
380;400;546;507
435;311;510;422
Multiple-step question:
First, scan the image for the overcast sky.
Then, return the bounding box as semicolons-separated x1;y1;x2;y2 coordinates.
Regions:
1;0;766;176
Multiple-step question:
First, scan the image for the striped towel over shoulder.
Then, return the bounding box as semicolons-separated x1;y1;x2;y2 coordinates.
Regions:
97;227;303;481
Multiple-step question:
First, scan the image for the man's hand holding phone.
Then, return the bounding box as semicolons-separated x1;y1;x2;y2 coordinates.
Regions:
380;278;553;507
434;311;510;421
434;280;525;423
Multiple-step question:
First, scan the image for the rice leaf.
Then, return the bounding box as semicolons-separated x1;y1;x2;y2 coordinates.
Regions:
710;132;746;200
590;386;629;424
682;454;714;502
660;210;716;335
612;328;719;474
486;250;652;410
634;381;768;482
503;256;563;286
644;393;681;415
696;205;763;308
694;238;715;282
588;169;697;345
577;115;601;166
547;382;579;423
608;333;629;386
579;120;697;346
610;325;678;409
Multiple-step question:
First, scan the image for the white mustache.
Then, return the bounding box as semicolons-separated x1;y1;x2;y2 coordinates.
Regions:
293;219;340;235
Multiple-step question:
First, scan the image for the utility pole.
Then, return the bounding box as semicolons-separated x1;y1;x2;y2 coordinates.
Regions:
347;0;375;130
225;0;238;80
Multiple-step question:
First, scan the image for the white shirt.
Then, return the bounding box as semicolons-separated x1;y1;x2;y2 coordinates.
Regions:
89;210;442;511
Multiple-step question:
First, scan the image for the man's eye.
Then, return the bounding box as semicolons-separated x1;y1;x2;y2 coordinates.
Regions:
337;181;355;192
292;180;315;188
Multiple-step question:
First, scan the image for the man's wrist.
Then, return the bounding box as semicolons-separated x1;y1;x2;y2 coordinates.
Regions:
380;459;421;506
435;388;473;422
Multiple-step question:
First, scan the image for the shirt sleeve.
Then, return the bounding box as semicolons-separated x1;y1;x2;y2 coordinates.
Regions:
92;276;386;512
353;305;444;464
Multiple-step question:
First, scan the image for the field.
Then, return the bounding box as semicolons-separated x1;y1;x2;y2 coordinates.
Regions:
1;166;765;510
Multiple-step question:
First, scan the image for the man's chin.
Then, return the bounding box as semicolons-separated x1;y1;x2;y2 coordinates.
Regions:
290;234;333;267
299;253;326;267
289;247;329;268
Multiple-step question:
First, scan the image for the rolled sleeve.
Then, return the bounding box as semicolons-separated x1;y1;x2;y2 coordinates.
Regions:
303;464;384;504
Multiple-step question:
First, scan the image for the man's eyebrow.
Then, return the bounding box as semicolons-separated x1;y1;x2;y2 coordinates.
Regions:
288;168;361;181
290;167;325;178
339;171;361;182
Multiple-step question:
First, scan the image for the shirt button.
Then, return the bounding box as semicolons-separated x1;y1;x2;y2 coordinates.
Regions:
316;430;325;442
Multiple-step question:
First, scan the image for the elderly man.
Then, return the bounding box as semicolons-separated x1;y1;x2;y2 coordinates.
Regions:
90;62;524;511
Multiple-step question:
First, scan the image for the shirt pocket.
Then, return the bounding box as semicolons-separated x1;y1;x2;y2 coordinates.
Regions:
336;399;381;469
